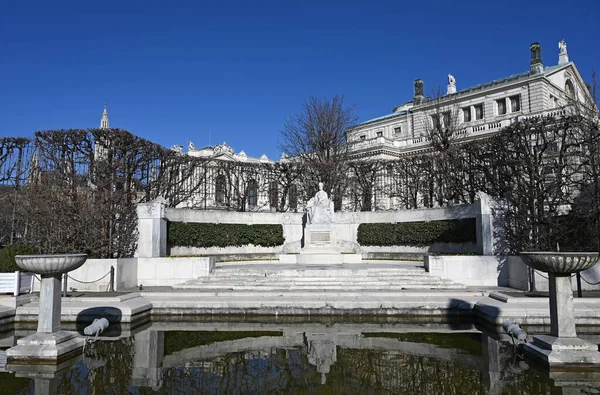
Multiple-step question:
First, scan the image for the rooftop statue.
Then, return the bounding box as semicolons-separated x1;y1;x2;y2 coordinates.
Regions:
558;39;567;55
448;74;456;87
306;182;334;224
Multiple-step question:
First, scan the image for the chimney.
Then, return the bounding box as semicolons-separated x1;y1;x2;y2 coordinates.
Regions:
530;42;544;75
413;79;424;105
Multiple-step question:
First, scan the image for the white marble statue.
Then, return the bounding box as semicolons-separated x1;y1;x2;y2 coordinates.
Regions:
447;74;457;94
188;141;195;151
559;39;567;55
448;74;456;87
306;182;334;224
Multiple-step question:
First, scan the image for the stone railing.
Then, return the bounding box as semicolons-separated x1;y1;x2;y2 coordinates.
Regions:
349;107;571;156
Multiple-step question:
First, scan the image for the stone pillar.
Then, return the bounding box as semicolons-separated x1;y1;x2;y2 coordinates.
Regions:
475;193;494;256
549;274;577;338
38;275;62;333
136;201;167;258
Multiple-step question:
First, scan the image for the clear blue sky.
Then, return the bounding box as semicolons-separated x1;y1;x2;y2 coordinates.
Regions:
1;0;598;160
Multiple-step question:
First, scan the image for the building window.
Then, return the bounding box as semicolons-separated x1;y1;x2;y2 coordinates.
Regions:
462;107;471;122
247;179;258;209
442;111;451;127
510;95;521;112
215;174;227;205
289;184;298;211
474;104;484;120
431;114;441;129
269;181;278;210
394;126;402;134
496;99;507;115
360;135;366;140
376;131;383;137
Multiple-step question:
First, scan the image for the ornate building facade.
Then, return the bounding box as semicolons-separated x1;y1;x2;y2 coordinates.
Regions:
346;41;590;159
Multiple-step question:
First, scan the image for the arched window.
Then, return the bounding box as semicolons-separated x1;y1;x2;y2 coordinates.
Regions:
215;174;227;205
269;181;278;210
248;179;258;209
565;80;575;99
289;184;298;212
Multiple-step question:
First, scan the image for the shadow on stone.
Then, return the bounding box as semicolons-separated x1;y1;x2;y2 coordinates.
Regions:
75;307;123;337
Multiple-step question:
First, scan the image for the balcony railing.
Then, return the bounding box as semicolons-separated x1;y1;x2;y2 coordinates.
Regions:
349;108;570;155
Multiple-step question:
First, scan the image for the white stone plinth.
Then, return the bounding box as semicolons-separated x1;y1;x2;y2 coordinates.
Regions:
136;201;167;258
524;335;600;369
549;274;577;338
38;275;62;333
305;224;337;249
6;331;84;363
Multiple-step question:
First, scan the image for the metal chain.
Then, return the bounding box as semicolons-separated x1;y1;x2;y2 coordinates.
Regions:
67;270;111;284
579;275;600;286
533;270;549;279
534;270;600;286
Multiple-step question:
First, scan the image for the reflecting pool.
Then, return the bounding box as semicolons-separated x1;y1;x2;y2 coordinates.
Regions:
1;318;599;394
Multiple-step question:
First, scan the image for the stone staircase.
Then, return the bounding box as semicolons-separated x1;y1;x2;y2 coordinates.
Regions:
174;261;466;292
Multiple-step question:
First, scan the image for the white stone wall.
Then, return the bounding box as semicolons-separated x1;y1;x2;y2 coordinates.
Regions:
31;258;135;292
137;257;215;287
156;201;490;256
424;255;506;286
506;256;600;291
29;256;216;292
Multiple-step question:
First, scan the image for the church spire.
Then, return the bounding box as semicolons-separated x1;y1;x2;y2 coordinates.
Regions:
100;102;110;129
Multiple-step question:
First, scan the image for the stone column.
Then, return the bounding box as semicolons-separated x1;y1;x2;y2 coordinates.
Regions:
37;275;62;333
549;274;577;337
475;193;494;256
136;200;167;258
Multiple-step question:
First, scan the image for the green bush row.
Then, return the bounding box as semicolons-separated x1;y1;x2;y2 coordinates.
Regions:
357;219;476;246
168;222;285;248
0;244;37;273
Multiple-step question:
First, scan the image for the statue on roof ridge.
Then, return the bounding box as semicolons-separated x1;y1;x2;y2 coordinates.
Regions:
559;39;567;55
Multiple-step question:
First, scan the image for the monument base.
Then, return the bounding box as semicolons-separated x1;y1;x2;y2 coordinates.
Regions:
524;335;600;369
6;330;84;364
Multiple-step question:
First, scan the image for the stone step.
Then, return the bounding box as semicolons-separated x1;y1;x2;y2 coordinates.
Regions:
200;276;438;282
175;283;467;290
186;278;453;288
211;269;427;277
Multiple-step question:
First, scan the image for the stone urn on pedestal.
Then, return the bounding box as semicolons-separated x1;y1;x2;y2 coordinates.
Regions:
520;252;600;369
7;254;87;364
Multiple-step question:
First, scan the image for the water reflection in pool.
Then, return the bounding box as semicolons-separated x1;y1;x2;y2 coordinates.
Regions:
1;320;599;394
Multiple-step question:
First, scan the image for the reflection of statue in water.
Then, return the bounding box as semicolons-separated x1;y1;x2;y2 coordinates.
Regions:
308;339;337;385
306;182;334;224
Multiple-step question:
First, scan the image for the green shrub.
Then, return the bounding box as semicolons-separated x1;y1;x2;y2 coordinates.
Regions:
0;244;37;273
357;219;476;246
168;222;285;248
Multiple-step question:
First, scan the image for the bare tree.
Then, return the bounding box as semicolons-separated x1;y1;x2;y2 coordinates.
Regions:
280;95;358;209
422;88;462;152
563;71;600;251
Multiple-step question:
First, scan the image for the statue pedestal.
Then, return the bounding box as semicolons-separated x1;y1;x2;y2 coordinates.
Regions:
296;224;362;265
304;224;337;250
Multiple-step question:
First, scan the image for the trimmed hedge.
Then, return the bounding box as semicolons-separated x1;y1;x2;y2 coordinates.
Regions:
168;222;285;248
0;244;37;273
357;219;476;246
